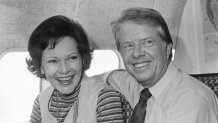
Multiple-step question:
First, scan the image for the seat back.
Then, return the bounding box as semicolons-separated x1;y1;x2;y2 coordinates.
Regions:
190;73;218;97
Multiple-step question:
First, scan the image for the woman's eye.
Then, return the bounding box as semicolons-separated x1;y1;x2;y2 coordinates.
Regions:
70;55;78;60
47;59;57;64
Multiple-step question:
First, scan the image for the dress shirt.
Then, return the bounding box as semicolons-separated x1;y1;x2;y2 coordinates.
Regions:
108;62;218;123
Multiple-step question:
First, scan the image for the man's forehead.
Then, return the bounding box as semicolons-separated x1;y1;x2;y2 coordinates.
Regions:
118;23;163;40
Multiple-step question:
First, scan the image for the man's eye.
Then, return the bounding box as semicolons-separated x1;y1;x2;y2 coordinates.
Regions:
122;43;134;50
47;59;57;64
143;40;153;47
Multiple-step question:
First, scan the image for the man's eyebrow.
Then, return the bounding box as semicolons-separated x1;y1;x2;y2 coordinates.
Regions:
139;37;155;42
139;38;151;41
122;41;133;44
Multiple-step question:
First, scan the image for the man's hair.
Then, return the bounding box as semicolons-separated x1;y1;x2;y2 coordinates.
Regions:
111;7;173;59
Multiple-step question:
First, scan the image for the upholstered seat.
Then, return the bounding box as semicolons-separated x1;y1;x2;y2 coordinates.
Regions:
190;73;218;97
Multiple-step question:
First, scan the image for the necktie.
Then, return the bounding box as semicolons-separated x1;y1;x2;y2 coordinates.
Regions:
130;88;151;123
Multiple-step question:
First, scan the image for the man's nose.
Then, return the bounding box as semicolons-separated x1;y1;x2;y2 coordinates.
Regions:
132;44;144;58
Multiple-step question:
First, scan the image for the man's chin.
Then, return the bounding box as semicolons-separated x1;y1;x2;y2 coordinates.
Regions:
133;73;151;80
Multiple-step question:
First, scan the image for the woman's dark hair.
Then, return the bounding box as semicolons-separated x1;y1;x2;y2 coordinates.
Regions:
26;15;92;78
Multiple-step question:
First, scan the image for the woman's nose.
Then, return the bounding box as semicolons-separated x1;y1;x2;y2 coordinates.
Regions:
59;61;70;74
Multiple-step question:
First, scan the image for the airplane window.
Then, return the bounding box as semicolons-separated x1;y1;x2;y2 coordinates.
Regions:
0;52;40;123
172;49;175;61
86;50;120;76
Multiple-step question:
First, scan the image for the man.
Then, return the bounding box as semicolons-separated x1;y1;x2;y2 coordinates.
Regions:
106;7;218;123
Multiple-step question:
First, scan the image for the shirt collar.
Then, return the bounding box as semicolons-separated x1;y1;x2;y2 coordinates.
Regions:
149;62;176;99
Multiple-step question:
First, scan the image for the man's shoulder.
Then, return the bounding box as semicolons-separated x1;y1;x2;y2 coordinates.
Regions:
168;73;217;109
109;69;135;83
183;74;216;98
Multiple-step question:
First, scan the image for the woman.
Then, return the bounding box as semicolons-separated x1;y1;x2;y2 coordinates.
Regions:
26;15;125;123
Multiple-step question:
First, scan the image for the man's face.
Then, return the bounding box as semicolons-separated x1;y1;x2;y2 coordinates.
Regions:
116;22;172;88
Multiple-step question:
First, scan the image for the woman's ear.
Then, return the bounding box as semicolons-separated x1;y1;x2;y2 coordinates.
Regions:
41;67;45;74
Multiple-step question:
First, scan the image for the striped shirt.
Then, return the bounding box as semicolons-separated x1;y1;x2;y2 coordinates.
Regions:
30;85;127;123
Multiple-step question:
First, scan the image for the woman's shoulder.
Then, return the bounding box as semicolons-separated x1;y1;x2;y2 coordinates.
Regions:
39;86;54;95
38;86;54;101
96;85;132;123
80;75;107;95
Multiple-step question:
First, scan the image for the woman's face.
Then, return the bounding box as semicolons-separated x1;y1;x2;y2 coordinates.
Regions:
41;36;83;95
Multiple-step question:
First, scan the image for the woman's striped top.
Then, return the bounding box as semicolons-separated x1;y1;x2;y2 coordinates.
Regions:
30;85;126;123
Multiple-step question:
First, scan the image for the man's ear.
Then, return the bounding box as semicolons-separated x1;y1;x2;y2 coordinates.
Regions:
166;43;172;59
